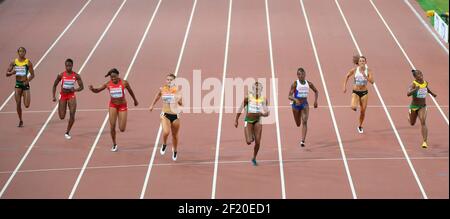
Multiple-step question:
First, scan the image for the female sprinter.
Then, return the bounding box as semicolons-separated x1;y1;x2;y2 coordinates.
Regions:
343;55;374;134
6;47;35;127
234;81;269;166
288;67;318;147
149;73;183;161
52;58;84;139
89;68;138;152
407;69;437;149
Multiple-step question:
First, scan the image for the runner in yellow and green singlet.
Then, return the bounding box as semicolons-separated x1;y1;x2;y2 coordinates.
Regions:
6;47;35;127
407;69;437;149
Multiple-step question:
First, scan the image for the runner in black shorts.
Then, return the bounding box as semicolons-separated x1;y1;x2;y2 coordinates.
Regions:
149;74;183;161
343;55;374;134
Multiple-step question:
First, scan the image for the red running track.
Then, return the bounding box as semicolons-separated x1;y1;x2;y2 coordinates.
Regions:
0;0;447;198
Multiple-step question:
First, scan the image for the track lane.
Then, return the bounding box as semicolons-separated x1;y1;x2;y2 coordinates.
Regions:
144;0;228;199
214;0;282;199
268;0;352;198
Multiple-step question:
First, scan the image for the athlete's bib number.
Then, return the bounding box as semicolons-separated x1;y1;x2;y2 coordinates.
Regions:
417;88;427;98
162;94;175;104
295;88;309;98
355;75;367;86
248;103;262;113
62;79;75;90
15;66;27;77
110;87;123;98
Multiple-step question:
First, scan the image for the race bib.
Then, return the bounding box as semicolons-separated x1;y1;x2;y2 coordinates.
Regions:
248;103;262;113
416;88;427;98
295;87;309;98
110;87;123;98
62;79;75;89
355;75;367;86
15;66;27;77
162;94;175;104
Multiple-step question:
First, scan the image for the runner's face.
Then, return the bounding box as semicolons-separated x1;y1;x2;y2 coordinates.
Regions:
414;71;423;81
110;73;119;83
358;58;366;67
166;76;175;86
18;48;26;58
65;62;73;72
297;71;305;81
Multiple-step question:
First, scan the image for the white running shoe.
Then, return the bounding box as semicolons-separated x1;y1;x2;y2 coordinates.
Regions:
64;133;72;140
357;126;364;134
160;144;167;155
300;140;305;147
111;144;118;152
172;151;177;161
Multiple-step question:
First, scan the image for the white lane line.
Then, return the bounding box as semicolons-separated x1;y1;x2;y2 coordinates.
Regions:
370;0;448;125
300;0;357;199
0;0;93;112
1;105;447;114
0;0;128;199
335;0;428;199
264;0;286;199
211;0;232;200
140;0;198;199
403;0;449;54
3;156;446;175
68;0;163;199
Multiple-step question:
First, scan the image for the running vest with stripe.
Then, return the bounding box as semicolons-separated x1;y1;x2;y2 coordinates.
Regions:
161;86;177;104
354;66;368;86
108;80;125;98
14;58;29;77
61;71;76;90
412;80;428;99
247;93;265;113
295;80;309;98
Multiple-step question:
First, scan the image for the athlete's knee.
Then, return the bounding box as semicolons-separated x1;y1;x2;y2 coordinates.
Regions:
301;120;308;126
24;99;30;108
351;106;357;111
119;126;126;132
295;121;301;127
420;120;426;126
